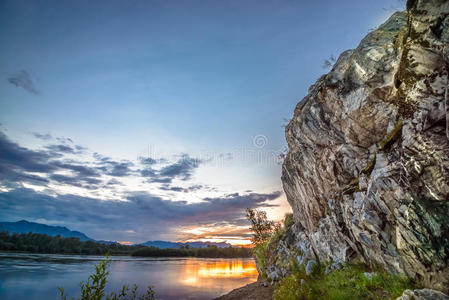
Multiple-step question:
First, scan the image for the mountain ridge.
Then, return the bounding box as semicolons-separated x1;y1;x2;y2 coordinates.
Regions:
0;220;233;248
0;220;93;241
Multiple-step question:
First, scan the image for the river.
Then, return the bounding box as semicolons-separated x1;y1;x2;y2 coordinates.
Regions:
0;252;258;300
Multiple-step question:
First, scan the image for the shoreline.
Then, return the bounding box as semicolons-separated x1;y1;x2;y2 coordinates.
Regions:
214;280;273;300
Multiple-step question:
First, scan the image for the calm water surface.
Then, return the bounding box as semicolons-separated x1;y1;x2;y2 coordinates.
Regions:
0;252;258;300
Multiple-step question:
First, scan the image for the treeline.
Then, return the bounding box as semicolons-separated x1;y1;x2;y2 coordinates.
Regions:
0;231;253;258
132;245;252;258
0;231;144;255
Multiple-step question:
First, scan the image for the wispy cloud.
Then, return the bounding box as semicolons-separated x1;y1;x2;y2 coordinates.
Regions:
7;70;40;95
141;154;204;184
33;132;52;140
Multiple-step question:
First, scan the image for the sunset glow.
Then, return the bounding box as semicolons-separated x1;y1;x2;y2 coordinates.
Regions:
180;259;258;287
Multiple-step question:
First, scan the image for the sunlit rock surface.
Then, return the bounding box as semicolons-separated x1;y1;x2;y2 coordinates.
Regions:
262;0;449;294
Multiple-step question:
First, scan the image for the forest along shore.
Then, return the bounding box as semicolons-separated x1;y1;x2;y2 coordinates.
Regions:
0;231;252;258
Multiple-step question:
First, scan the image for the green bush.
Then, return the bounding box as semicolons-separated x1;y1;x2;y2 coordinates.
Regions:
245;208;280;245
253;241;269;279
59;255;156;300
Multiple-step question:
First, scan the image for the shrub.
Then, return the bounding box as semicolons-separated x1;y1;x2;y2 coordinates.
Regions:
245;208;280;245
59;255;156;300
284;213;294;229
253;241;269;279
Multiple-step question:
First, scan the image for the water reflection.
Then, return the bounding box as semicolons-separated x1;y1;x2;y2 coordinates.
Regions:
181;260;258;285
0;253;258;300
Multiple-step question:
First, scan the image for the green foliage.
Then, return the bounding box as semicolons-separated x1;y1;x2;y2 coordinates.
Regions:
283;213;294;229
0;231;144;255
245;208;280;245
59;255;156;300
273;262;415;300
253;241;268;279
132;245;252;258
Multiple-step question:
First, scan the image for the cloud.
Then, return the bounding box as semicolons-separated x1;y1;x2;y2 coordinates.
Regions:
0;131;58;175
0;130;208;192
45;144;78;154
159;154;202;180
0;129;284;242
180;225;253;242
139;157;158;165
7;70;40;95
49;173;102;187
159;184;207;193
141;154;204;184
56;137;73;144
0;131;101;188
95;160;134;177
0;188;282;242
106;162;134;177
56;162;100;177
33;133;52;140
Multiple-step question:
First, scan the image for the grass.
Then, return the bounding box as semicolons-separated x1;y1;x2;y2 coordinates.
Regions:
273;262;415;300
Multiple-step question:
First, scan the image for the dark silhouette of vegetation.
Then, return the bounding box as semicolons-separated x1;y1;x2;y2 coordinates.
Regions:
246;210;292;280
0;231;252;258
0;231;144;255
245;208;280;245
132;245;252;258
59;255;156;300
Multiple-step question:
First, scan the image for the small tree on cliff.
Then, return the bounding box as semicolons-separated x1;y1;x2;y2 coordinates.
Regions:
245;208;280;245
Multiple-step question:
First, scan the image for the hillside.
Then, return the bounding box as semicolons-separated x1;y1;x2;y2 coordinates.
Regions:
0;220;92;241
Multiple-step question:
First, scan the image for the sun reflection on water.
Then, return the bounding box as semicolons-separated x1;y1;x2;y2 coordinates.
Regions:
180;259;258;286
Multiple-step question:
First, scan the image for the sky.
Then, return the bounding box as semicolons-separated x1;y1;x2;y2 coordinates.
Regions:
0;0;404;245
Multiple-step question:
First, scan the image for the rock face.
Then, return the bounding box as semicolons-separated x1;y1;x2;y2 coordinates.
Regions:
264;0;449;293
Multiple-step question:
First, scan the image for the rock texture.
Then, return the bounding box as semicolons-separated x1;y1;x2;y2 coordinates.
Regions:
396;289;449;300
261;0;449;294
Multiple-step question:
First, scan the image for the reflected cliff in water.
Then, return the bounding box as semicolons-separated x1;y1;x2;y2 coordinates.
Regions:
0;253;258;300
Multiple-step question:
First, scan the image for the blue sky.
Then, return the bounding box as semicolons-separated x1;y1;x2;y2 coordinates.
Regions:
0;0;404;244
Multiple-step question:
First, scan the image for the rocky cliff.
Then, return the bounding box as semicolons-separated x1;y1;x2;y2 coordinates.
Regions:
263;0;449;294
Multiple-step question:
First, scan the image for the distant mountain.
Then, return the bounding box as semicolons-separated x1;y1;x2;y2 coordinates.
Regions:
0;220;233;248
0;220;93;241
140;240;232;249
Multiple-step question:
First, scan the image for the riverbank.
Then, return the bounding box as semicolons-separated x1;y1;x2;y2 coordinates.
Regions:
214;281;273;300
